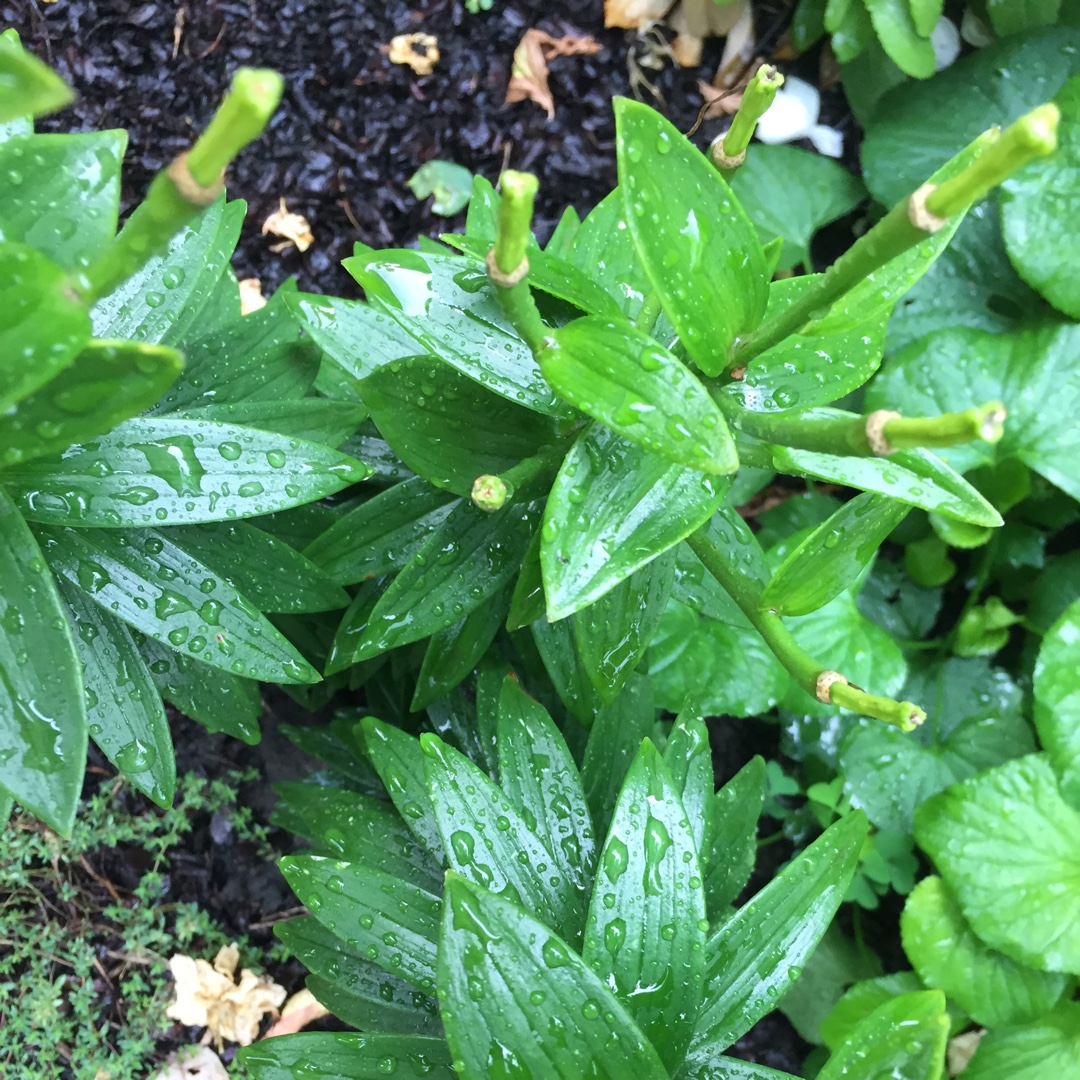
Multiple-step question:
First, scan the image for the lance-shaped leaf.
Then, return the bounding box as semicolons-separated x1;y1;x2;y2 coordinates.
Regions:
496;676;597;897
0;31;75;121
761;493;910;616
9;417;370;528
772;444;1001;527
0;241;91;413
663;712;713;859
0;490;86;833
901;876;1069;1029
0;340;183;468
531;614;604;725
171;399;367;448
582;740;706;1071
438;873;669;1080
38;525;319;684
540;316;737;474
816;991;948;1080
687;811;867;1060
422;734;585;939
281;854;442;996
241;1033;454;1079
360;355;562;497
58;580;173;807
350;498;539;662
1034;599;1080;809
705;757;764;917
615;98;768;375
274;917;441;1036
542;424;728;619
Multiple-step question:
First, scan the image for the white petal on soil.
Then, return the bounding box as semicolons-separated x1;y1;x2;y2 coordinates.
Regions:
153;1046;230;1080
932;17;962;71
755;76;820;144
808;123;844;159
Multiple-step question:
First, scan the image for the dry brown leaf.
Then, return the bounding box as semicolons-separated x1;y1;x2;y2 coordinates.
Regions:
238;277;267;315
696;79;741;119
262;197;315;254
505;30;602;119
670;0;750;69
166;943;287;1050
262;987;331;1039
947;1030;985;1077
603;0;672;31
153;1046;230;1080
385;33;439;76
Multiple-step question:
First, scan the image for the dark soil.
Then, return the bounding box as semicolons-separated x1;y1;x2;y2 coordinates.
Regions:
2;0;837;1070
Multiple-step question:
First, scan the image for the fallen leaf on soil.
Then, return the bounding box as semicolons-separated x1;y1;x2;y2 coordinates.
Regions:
696;79;742;119
947;1030;985;1076
670;0;751;69
385;33;440;76
604;0;672;31
152;1045;230;1080
238;278;267;315
262;987;331;1039
262;198;315;254
506;30;603;119
166;943;287;1049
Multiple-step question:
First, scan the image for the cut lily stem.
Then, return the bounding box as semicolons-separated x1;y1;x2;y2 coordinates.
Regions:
710;65;784;181
686;527;925;731
474;442;568;510
730;104;1059;368
77;68;283;306
487;170;549;354
714;397;1007;457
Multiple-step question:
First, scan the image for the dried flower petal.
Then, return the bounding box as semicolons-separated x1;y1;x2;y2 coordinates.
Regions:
262;197;315;254
153;1046;230;1080
238;278;267;315
262;987;331;1039
386;33;440;76
603;0;672;31
505;30;603;119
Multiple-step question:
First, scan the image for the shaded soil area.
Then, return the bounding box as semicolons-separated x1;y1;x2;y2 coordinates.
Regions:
2;0;823;298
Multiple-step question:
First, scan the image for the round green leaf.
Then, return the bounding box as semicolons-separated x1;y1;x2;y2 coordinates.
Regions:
1034;598;1080;809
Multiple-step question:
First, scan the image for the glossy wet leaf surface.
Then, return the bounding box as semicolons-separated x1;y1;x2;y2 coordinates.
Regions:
541;315;736;473
901;875;1069;1028
241;1031;453;1079
57;579;173;807
171;399;367;448
704;758;764;918
38;524;319;684
915;754;1080;973
1033;598;1080;809
582;740;706;1071
0;488;85;832
542;424;727;619
8;416;370;527
616;98;768;376
962;1002;1080;1080
438;873;669;1080
531;614;604;724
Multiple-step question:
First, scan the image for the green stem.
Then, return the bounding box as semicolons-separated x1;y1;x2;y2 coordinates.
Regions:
926;105;1059;218
634;290;663;334
713;65;784;181
482;441;568;507
686;527;925;730
77;68;283;305
884;402;1006;450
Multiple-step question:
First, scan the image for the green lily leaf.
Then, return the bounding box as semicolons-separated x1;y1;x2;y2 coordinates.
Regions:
962;1003;1080;1080
540;316;737;474
0;30;75;121
542;424;728;619
546;205;581;257
350;498;538;662
8;417;370;527
0;241;91;414
915;754;1080;973
816;991;948;1080
663;712;714;861
575;552;675;705
861;27;1080;207
38;524;319;684
867;321;1080;498
496;676;597;897
841;658;1033;833
360;355;562;497
1034;598;1080;809
681;1057;799;1080
0;489;85;833
901;875;1069;1028
91;198;245;346
0;339;182;468
274;917;440;1035
687;812;868;1061
616;98;768;375
705;757;764;918
280;854;441;995
531;614;604;724
438;873;669;1079
582;739;706;1071
137;634;261;744
271;783;443;893
729;145;866;271
423;733;586;938
172;399;366;449
345;249;568;417
762;494;910;616
240;1032;453;1080
0;131;124;268
772;442;1002;527
57;580;173;807
722;277;888;415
